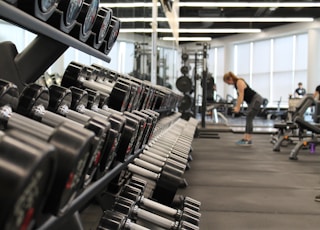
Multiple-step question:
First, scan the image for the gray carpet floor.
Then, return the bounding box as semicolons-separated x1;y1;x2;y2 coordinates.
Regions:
177;132;320;230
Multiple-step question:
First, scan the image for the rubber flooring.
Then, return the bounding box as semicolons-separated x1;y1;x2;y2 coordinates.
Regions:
177;132;320;230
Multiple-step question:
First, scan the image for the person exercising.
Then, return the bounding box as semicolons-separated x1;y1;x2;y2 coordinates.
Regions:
223;71;263;146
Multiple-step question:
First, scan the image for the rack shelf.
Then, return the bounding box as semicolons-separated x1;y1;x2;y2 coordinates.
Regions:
0;1;111;63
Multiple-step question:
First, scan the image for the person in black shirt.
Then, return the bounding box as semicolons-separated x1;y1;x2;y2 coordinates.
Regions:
294;82;306;98
223;71;263;146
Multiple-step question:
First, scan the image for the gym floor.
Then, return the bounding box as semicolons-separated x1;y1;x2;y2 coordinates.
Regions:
80;117;320;230
178;122;320;230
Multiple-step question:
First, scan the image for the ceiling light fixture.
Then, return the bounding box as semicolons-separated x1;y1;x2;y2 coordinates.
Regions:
119;17;314;23
178;17;314;23
178;28;262;33
100;2;161;8
119;28;261;33
178;2;320;8
161;37;212;41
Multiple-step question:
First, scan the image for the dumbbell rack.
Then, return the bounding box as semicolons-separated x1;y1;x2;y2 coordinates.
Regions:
0;2;128;229
0;2;200;230
0;1;111;91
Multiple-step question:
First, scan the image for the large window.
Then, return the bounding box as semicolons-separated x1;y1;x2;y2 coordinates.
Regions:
234;33;308;107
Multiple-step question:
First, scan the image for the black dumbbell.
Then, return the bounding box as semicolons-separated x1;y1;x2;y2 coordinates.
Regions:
98;16;120;55
61;62;131;112
126;162;183;206
69;0;99;42
16;83;110;188
86;7;113;49
17;0;59;21
128;176;201;212
68;86;140;163
98;210;150;230
113;197;199;230
48;84;117;184
46;0;83;33
0;80;95;215
119;184;201;226
0;129;56;230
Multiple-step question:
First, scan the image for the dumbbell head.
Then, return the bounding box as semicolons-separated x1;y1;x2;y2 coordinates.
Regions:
60;62;85;88
183;196;201;212
0;79;19;109
16;83;49;121
69;86;89;110
152;169;181;206
119;184;143;204
47;84;72;113
113;196;135;217
104;16;120;55
128;176;147;193
98;210;126;230
90;7;113;48
0;129;56;230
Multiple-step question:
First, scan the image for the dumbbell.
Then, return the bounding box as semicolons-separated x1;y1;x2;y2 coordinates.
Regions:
47;84;118;179
113;197;199;230
91;70;141;112
85;7;113;49
17;0;59;22
69;0;99;42
128;176;200;212
98;15;121;55
16;83;110;188
98;210;150;230
126;162;183;206
0;129;56;230
0;80;95;215
82;86;146;154
119;184;201;226
85;65;143;112
68;86;140;162
61;62;131;112
83;88;128;177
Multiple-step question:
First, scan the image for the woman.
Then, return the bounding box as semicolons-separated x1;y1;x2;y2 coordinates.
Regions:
223;71;263;146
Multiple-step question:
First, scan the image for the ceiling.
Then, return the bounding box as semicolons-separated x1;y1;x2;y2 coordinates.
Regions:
100;0;320;43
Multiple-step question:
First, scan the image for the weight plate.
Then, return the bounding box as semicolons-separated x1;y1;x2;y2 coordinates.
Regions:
0;79;20;109
181;53;189;61
180;65;189;75
178;94;192;111
176;76;192;93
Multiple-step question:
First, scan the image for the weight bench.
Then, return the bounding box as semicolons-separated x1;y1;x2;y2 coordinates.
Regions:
272;95;315;152
289;116;320;160
206;103;229;125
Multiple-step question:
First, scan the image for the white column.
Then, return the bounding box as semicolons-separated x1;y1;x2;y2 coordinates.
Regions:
150;0;158;85
308;29;320;93
223;43;235;97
